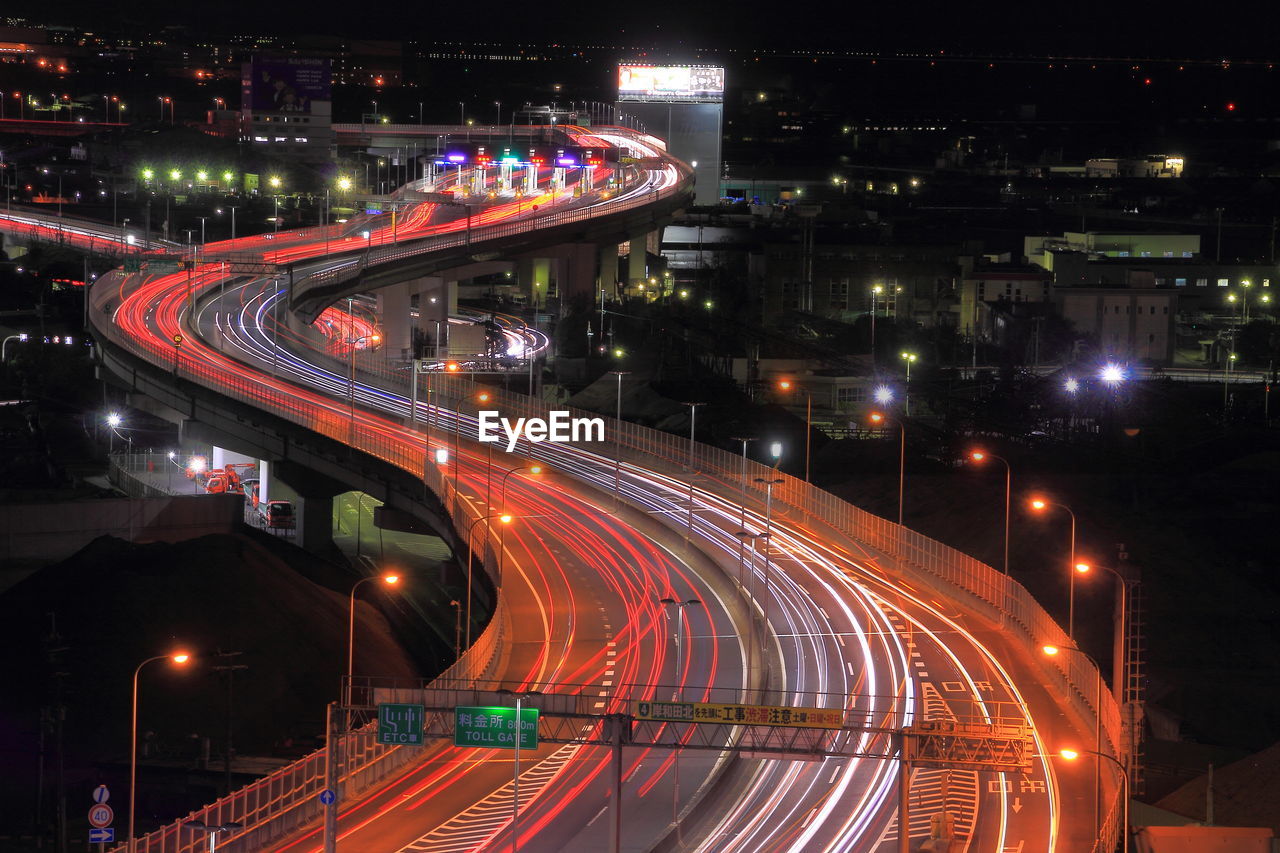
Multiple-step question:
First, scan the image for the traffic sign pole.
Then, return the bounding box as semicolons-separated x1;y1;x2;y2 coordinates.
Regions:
323;702;338;853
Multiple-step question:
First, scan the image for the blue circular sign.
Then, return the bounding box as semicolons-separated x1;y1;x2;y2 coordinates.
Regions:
319;789;336;805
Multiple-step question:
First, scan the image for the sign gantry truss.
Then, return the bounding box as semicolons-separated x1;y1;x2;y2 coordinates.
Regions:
341;685;1034;773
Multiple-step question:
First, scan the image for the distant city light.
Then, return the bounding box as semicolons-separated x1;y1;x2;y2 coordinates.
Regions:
1064;377;1080;394
873;386;894;405
1098;363;1125;383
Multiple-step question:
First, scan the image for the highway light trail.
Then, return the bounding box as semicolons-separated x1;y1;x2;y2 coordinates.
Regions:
75;126;1078;852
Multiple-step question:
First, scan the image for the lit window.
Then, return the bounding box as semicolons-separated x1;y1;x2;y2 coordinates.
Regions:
254;136;268;142
1118;251;1129;257
1140;251;1151;258
1182;251;1193;258
274;136;286;142
294;137;308;143
1217;278;1229;287
1196;278;1208;287
1175;278;1187;286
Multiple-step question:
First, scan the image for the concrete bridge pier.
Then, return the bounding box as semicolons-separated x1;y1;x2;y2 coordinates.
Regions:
599;244;621;301
271;460;352;555
403;276;449;357
375;281;413;361
626;230;662;286
516;257;552;310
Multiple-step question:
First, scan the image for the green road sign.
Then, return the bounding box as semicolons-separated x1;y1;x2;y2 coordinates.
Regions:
123;258;142;272
454;706;538;750
376;703;425;746
147;260;180;273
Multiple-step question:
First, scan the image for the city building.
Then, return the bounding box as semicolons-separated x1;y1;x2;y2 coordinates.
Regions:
240;54;335;163
1084;155;1185;178
1025;231;1201;263
1055;284;1179;363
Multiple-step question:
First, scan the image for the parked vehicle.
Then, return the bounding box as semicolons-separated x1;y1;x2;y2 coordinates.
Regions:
261;500;295;529
203;462;258;495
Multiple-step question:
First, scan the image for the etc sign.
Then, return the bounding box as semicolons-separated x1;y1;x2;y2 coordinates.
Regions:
478;411;604;452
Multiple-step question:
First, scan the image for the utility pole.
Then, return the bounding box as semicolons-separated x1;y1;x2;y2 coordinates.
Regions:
210;651;249;795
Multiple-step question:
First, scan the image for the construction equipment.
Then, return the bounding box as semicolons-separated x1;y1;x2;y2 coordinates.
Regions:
204;462;258;495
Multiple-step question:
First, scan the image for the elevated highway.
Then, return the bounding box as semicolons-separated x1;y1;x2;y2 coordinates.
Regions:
4;125;1124;852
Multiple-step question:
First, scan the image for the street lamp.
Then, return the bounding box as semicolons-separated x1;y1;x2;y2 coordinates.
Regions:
969;450;1012;575
1043;644;1109;844
869;411;906;527
870;283;884;364
106;411;124;454
463;513;512;648
129;651;192;852
777;379;813;483
1057;747;1130;853
346;574;400;705
753;475;784;658
659;597;703;700
1074;561;1130;709
900;352;918;416
612;370;630;496
499;464;543;514
658;595;703;843
1;332;28;362
495;688;542;853
183;820;243;852
1029;497;1078;638
1098;363;1125;385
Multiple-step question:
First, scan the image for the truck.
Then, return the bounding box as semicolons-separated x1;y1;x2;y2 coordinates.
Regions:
260;500;295;529
204;463;257;495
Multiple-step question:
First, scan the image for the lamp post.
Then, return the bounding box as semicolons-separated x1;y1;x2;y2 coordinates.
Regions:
1030;497;1078;638
734;530;767;687
183;820;243;852
499;464;543;514
463;513;512;648
869;411;906;527
1223;351;1237;412
129;651;192;852
1058;747;1130;853
495;688;541;853
777;380;812;482
900;352;917;416
683;402;704;540
753;475;783;665
1044;644;1108;845
346;574;400;705
659;596;703;843
659;597;703;700
967;448;1008;573
1;332;29;362
612;370;630;497
870;283;883;365
1074;561;1130;709
106;411;123;455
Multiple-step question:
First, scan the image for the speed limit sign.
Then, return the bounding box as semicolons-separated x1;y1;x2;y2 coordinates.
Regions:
88;803;113;828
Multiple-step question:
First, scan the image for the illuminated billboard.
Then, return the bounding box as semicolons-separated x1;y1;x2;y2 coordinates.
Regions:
617;65;725;103
246;56;331;114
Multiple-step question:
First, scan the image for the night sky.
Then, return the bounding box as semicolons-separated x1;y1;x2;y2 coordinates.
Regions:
9;0;1275;58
